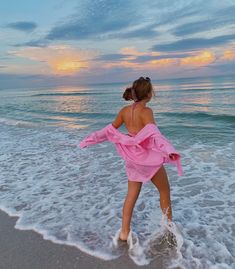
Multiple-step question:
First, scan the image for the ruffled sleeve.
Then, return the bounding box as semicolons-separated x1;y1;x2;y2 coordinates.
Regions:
79;125;109;148
154;132;183;176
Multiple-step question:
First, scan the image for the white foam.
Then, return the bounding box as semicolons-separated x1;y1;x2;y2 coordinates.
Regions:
0;123;235;268
0;117;39;127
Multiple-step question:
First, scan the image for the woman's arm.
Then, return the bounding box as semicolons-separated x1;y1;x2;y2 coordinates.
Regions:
112;108;124;128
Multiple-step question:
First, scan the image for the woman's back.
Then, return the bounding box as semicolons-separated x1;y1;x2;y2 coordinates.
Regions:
122;102;156;135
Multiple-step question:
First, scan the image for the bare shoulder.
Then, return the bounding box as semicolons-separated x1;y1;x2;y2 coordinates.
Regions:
141;107;156;124
142;106;153;113
141;107;154;117
123;104;131;110
119;105;129;114
122;105;129;110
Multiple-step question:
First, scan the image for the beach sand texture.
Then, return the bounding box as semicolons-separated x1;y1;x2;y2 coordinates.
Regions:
0;210;168;269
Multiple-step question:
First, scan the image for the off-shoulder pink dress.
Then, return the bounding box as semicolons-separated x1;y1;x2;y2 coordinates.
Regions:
79;104;183;183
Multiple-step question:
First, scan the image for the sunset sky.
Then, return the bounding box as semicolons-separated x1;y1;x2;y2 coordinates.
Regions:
1;0;235;88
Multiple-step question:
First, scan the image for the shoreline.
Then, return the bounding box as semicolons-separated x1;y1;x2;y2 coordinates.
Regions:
0;209;166;269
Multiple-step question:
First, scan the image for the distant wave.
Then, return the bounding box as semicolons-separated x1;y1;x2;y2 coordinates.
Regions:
172;87;235;93
44;111;116;119
31;92;113;97
155;84;234;90
161;111;235;123
0;117;39;127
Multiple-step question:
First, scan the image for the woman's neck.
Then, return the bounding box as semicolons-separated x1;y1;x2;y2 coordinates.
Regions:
135;99;148;107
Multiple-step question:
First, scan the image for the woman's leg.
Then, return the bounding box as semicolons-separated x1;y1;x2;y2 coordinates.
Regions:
151;165;172;221
120;180;142;240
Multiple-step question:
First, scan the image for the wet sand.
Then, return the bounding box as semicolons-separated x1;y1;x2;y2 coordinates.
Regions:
0;209;168;269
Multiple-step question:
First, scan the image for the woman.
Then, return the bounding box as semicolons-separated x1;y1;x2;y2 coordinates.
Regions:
79;77;183;242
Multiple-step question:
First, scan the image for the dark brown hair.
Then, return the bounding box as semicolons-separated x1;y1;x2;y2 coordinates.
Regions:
123;77;155;102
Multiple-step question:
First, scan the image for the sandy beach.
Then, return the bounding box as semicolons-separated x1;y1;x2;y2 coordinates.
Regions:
0;210;168;269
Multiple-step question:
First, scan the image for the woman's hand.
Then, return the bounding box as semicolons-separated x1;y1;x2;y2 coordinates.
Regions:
169;153;178;161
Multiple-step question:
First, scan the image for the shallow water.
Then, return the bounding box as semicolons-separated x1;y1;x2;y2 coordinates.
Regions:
0;76;234;268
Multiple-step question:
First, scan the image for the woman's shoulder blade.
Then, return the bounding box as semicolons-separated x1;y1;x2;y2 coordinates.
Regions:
141;107;155;124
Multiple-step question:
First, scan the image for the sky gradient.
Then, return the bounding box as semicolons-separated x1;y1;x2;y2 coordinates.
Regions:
1;0;235;88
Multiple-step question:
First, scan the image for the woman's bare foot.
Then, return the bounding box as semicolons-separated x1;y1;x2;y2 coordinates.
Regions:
119;229;130;241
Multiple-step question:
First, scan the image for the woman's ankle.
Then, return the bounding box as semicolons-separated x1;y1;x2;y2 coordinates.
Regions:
121;227;130;234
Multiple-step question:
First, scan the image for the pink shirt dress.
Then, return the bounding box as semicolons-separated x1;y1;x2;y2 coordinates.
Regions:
79;120;183;183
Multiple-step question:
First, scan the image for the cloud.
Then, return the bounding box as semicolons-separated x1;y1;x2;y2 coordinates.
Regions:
8;45;98;75
13;1;235;48
0;73;69;89
13;39;49;48
109;23;158;39
43;0;205;42
150;58;178;67
100;47;219;71
150;0;204;27
173;20;215;37
3;1;235;83
172;6;235;37
5;21;37;32
152;33;235;52
120;47;172;62
180;51;215;66
210;60;235;76
221;50;235;61
120;47;148;56
101;47;179;70
130;53;190;63
46;0;140;40
214;5;235;19
94;53;132;62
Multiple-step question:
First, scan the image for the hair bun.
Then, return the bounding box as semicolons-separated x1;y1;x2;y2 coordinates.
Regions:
123;87;132;101
123;76;153;102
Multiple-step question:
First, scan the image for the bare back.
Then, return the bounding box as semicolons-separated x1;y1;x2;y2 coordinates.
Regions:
122;102;156;135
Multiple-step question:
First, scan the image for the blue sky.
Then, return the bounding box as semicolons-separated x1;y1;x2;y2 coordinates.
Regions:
0;0;235;88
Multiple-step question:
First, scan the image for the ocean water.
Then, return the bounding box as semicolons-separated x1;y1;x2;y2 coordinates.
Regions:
0;76;234;268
